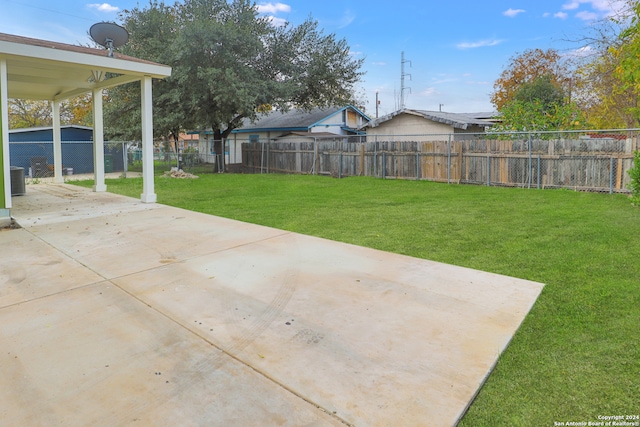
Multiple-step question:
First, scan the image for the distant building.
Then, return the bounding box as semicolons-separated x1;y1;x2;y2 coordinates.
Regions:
9;125;124;176
195;106;370;164
362;109;498;141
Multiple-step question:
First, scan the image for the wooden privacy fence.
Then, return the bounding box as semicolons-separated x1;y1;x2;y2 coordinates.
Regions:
241;134;638;193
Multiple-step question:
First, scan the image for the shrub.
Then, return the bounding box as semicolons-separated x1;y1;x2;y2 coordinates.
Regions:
628;150;640;206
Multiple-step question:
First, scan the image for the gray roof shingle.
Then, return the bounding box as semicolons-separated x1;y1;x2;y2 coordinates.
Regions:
364;109;497;130
237;107;344;131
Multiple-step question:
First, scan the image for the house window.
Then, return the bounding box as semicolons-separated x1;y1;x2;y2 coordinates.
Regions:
249;135;259;143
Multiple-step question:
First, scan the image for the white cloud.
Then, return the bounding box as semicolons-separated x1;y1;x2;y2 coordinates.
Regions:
503;8;526;17
554;11;569;19
562;1;580;10
87;3;119;13
338;10;355;29
565;45;594;57
576;10;599;20
257;2;291;27
561;0;628;17
256;2;291;14
456;39;503;49
371;61;387;66
420;88;438;97
265;16;288;27
585;0;625;13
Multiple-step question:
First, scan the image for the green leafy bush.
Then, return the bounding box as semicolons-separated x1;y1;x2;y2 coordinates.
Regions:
629;150;640;206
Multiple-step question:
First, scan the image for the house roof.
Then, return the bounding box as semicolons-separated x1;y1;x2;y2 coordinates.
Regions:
462;112;501;121
278;131;348;138
363;109;497;130
9;125;93;134
232;105;370;133
0;32;171;101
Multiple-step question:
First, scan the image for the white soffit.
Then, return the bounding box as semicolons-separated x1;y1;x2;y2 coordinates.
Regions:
0;33;171;101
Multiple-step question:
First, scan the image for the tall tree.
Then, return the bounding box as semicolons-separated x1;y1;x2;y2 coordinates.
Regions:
492;76;585;133
107;0;364;159
613;0;640;124
574;49;639;128
9;96;93;129
491;48;570;111
105;0;181;148
513;75;565;108
9;99;52;128
65;94;94;127
570;2;640;129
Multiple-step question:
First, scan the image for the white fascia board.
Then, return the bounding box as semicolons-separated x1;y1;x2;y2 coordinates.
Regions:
0;40;171;79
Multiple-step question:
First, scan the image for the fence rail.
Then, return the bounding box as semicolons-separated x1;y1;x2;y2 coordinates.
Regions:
11;130;637;194
242;130;639;193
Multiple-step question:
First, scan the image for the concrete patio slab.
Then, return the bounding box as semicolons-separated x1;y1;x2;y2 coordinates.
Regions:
0;282;342;426
2;184;545;426
0;228;103;306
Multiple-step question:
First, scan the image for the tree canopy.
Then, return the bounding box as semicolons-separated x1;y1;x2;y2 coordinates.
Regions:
513;75;565;109
491;48;570;111
612;0;640;125
491;50;582;132
8;96;93;129
105;0;364;155
491;76;585;133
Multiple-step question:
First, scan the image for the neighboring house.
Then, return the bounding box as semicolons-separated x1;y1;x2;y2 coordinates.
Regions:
196;106;370;164
362;109;497;141
179;133;199;150
273;131;349;143
159;133;199;152
9;125;124;176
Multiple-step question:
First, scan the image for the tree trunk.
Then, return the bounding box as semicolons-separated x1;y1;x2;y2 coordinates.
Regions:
173;133;180;169
213;129;224;172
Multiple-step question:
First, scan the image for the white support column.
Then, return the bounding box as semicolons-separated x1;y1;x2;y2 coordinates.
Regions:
1;59;11;214
140;76;156;203
92;88;106;192
52;100;63;183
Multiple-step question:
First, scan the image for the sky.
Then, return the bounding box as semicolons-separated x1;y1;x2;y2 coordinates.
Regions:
0;0;630;116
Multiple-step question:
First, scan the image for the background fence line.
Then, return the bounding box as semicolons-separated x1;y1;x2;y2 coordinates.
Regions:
9;129;638;194
8;141;226;178
241;130;638;194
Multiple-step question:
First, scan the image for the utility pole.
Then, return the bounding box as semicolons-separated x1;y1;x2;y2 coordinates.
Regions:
401;51;412;109
375;91;380;118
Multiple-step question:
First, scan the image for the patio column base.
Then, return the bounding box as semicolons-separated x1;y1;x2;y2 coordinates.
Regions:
140;193;157;203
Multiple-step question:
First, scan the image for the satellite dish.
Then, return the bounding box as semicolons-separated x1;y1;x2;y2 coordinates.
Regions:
90;22;129;57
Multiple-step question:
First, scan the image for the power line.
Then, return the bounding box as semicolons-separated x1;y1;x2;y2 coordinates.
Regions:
1;0;101;23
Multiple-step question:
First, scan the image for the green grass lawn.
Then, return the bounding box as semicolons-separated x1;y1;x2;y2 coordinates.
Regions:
73;173;640;425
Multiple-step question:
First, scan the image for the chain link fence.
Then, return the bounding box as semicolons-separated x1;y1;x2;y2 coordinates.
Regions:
241;129;639;194
10;129;638;194
8;140;227;179
9;141;133;179
127;150;226;175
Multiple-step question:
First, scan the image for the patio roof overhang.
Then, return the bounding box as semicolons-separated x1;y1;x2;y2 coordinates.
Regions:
0;33;171;101
0;32;172;221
